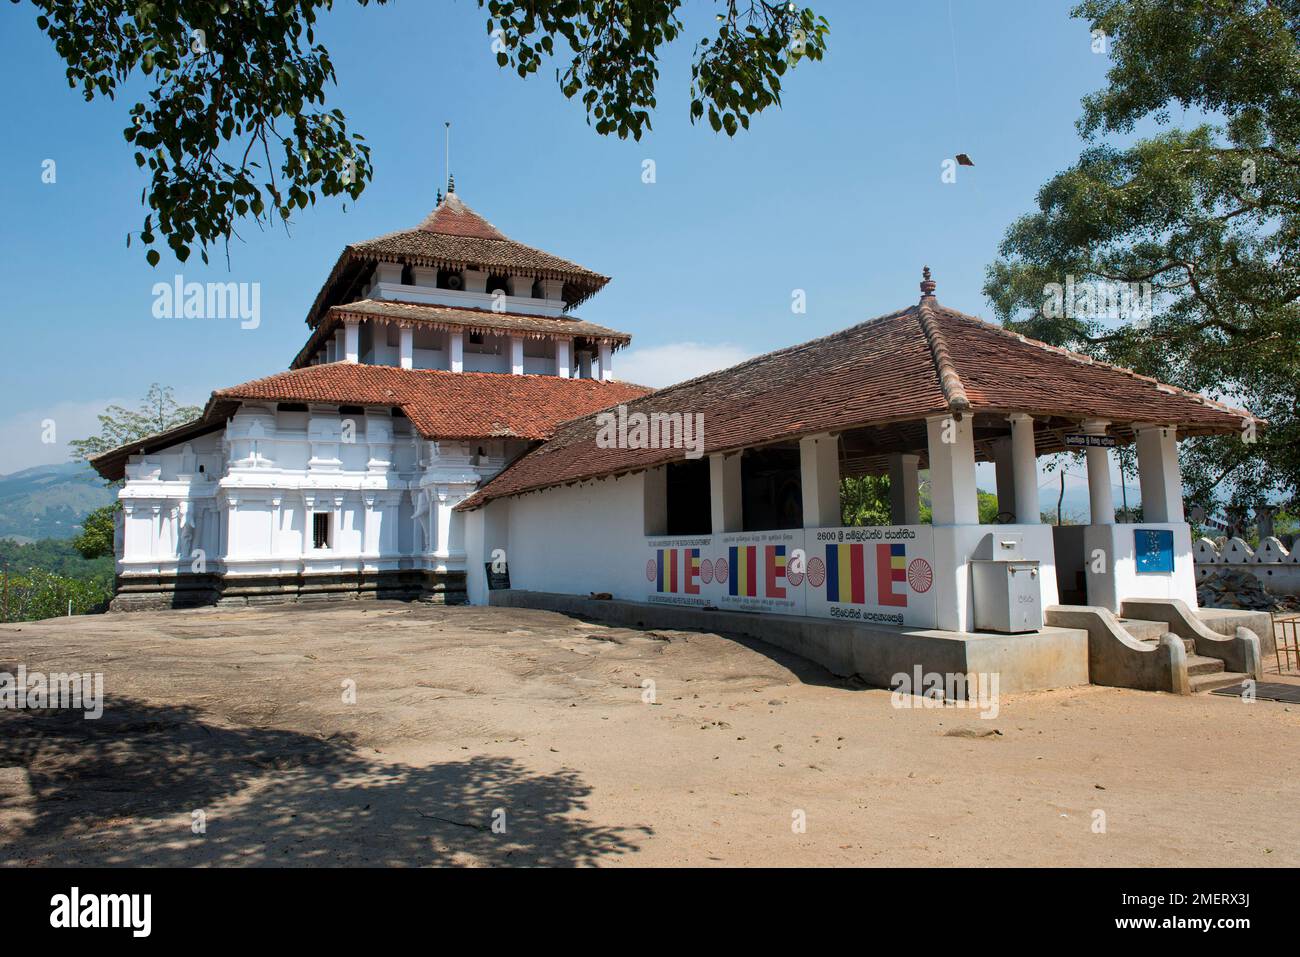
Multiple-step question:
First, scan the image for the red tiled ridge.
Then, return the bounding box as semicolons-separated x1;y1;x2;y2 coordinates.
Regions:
210;365;652;441
303;192;612;329
416;192;506;240
457;298;1260;510
916;297;971;415
88;366;653;482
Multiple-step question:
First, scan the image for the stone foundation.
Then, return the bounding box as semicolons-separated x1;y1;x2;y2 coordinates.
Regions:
109;569;467;611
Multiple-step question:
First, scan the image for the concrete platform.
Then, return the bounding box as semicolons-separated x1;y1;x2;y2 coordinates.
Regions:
488;590;1090;695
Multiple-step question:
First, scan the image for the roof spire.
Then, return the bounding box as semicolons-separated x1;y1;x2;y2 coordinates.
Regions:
444;120;452;196
920;265;937;299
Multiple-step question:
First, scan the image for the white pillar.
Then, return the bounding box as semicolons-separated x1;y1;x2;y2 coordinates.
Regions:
462;269;487;294
325;339;336;362
556;339;571;378
333;328;346;364
1082;418;1115;525
926;414;979;525
578;350;593;379
510;335;525;375
1008;413;1040;524
507;275;534;299
887;453;920;525
449;331;464;373
399;326;414;370
799;433;840;528
709;452;743;533
598;343;613;381
410;266;438;288
1134;424;1184;523
343;320;360;363
541;279;565;305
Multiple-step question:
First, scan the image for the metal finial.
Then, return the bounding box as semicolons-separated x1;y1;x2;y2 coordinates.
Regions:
436;188;443;205
920;265;936;298
448;172;455;194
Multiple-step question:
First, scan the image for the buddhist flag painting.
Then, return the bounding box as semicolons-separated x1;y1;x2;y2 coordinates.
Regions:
728;544;758;597
684;548;701;594
655;548;678;593
876;542;908;607
765;545;787;599
824;543;866;604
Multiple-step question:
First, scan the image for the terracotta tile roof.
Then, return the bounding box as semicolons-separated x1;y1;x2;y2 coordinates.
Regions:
304;192;610;329
458;294;1260;510
90;365;651;481
291;299;631;369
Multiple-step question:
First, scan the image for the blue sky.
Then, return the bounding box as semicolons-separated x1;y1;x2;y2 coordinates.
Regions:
0;0;1117;485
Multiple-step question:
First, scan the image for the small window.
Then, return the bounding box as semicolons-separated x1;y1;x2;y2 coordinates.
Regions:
469;332;484;345
312;512;331;550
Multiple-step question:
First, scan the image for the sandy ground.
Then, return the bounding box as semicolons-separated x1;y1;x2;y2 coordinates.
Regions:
0;601;1297;867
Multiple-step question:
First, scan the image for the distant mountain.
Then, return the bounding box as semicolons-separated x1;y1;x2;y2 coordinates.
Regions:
0;462;116;542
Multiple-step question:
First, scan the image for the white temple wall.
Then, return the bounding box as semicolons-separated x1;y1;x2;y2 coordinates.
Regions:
499;473;649;600
116;403;513;581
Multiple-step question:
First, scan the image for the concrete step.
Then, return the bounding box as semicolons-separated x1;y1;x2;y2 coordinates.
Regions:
1137;633;1196;654
1185;654;1225;677
1118;618;1169;642
1189;671;1250;694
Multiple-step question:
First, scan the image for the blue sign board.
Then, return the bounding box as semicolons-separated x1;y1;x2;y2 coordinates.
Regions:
1134;528;1175;574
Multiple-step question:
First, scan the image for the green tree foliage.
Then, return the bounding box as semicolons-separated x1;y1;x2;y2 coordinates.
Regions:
0;566;113;622
0;537;113;579
71;503;120;560
17;0;827;265
68;383;201;466
840;475;1000;525
983;0;1299;512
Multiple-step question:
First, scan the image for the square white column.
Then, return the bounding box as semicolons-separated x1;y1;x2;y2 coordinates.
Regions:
449;331;464;373
462;269;487;294
1008;413;1041;524
578;350;593;379
926;414;979;525
709;452;742;533
343;320;360;364
1134;424;1184;523
556;339;571;378
507;275;534;299
1082;418;1115;525
510;335;525;375
598;343;613;381
887;453;921;524
410;266;438;288
399;326;414;369
799;433;841;528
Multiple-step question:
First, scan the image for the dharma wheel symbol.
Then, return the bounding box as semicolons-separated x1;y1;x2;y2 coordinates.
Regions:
806;557;826;589
645;559;656;582
699;558;714;584
907;558;933;593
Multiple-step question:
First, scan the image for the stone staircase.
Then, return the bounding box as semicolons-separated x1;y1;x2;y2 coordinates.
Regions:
1117;618;1249;693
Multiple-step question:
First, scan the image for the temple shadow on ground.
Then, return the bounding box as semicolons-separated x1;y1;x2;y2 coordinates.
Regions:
0;695;650;867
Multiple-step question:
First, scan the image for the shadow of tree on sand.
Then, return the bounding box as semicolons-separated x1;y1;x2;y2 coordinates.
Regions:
0;697;651;866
